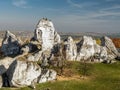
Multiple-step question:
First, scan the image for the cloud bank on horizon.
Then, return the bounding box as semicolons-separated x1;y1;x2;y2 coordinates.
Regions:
0;0;120;32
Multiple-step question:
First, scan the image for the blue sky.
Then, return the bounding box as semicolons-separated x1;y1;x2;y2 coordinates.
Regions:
0;0;120;32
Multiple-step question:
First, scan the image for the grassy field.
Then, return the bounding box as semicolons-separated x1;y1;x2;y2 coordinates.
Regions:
0;61;120;90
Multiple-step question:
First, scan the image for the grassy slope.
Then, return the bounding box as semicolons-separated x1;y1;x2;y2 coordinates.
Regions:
1;61;120;90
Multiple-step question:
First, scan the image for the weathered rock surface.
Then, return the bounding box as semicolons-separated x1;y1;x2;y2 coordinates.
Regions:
7;60;41;87
0;18;119;89
27;49;51;66
75;36;111;62
63;36;77;61
33;18;60;51
0;57;15;75
94;46;108;62
40;50;52;67
101;36;119;60
1;31;22;56
76;36;97;61
75;36;118;62
49;44;65;67
21;45;30;54
29;42;42;51
38;69;57;83
54;31;61;44
27;51;43;62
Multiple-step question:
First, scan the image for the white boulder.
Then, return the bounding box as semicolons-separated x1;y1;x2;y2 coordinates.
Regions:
76;36;96;61
7;60;41;87
101;36;119;60
63;36;77;61
38;69;57;83
0;57;15;75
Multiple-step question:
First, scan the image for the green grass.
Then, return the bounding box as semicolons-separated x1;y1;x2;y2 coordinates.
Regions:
0;61;120;90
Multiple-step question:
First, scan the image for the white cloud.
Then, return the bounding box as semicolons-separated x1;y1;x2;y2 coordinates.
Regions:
94;5;120;18
53;14;120;32
101;5;120;11
66;0;98;8
106;0;114;1
66;0;120;18
12;0;31;8
89;12;120;19
66;0;82;8
106;0;116;2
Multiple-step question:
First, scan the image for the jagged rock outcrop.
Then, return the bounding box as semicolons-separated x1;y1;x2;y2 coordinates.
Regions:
76;36;97;61
101;36;119;60
1;31;22;56
32;18;61;51
38;69;57;83
6;60;41;87
75;36;118;62
0;18;119;88
76;36;109;62
63;36;77;61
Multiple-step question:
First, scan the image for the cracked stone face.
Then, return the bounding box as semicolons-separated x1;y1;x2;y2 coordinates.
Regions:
33;18;60;51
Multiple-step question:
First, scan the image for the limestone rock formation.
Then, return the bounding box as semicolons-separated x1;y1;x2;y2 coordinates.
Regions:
7;60;41;87
49;44;65;67
27;49;51;66
0;57;15;75
63;36;77;61
38;69;57;83
94;45;108;62
33;18;61;51
0;18;119;89
40;50;52;67
94;44;101;55
99;47;108;62
27;51;43;62
75;36;112;62
76;36;97;61
76;36;118;62
54;31;61;44
1;31;22;56
101;36;119;60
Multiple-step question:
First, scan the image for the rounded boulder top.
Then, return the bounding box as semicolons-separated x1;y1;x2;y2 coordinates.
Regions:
36;18;54;29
